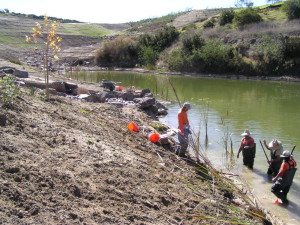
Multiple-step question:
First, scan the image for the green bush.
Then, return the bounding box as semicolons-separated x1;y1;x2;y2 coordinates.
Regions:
203;19;215;29
197;39;234;73
167;50;189;72
138;46;158;68
0;74;22;108
182;33;205;54
233;8;263;27
286;36;300;57
219;9;235;26
282;0;300;19
138;26;179;52
95;37;139;67
182;23;197;31
252;35;287;74
167;39;234;73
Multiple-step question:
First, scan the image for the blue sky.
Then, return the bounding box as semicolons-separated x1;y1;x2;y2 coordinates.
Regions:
2;0;273;23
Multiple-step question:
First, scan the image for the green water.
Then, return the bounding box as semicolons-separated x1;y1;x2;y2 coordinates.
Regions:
69;71;300;224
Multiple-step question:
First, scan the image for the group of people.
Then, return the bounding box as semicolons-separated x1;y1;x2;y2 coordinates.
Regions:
177;102;297;205
238;129;297;204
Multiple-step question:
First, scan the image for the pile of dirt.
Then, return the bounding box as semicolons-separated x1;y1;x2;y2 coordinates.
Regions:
0;71;269;224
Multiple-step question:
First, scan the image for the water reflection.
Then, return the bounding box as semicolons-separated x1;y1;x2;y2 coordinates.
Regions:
69;71;300;224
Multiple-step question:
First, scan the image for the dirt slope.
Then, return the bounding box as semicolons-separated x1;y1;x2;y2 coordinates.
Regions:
171;9;222;28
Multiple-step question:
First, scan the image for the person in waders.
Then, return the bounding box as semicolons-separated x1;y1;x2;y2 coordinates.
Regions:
271;151;297;204
177;102;191;158
263;139;284;176
237;129;256;169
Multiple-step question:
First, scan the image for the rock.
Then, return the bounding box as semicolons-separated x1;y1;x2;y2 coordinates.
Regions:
141;89;151;97
50;81;66;93
13;69;29;78
0;67;14;74
144;93;153;98
78;91;117;103
158;108;168;116
5;167;20;174
155;102;168;110
138;97;156;109
119;92;134;101
0;114;7;127
64;82;78;94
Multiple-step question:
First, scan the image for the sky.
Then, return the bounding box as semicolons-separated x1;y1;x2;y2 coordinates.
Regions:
2;0;273;24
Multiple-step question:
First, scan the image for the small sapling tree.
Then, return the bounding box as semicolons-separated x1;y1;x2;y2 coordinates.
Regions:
26;16;62;99
0;74;22;108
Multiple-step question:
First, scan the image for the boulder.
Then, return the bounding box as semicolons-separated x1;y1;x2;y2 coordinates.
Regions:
141;89;151;97
13;69;29;78
64;82;78;94
0;114;7;127
138;97;156;109
50;81;66;93
119;92;134;101
158;108;168;116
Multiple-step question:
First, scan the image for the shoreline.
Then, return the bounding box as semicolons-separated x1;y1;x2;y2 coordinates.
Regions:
67;66;300;83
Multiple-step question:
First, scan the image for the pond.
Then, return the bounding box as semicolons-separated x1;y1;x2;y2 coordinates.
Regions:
69;71;300;224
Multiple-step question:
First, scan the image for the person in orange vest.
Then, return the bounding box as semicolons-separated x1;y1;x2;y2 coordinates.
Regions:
177;102;191;157
237;129;256;169
271;150;297;204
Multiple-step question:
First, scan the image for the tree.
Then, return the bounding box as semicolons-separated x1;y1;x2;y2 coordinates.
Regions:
219;9;235;26
235;0;254;8
233;8;263;27
26;16;62;99
282;0;300;19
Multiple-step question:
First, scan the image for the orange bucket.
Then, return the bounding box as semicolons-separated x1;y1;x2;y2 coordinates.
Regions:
128;122;139;132
118;86;123;91
149;133;160;143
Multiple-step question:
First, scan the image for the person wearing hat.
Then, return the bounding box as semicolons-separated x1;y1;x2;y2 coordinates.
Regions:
271;151;297;204
263;139;284;176
177;102;191;157
237;129;256;169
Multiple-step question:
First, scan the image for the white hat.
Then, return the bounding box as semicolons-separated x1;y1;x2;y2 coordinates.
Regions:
241;129;251;136
280;150;291;158
182;102;191;110
268;139;282;150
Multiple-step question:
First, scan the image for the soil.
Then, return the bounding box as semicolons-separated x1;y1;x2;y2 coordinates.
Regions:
0;59;270;224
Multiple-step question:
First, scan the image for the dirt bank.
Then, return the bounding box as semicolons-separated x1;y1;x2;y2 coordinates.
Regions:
0;60;272;224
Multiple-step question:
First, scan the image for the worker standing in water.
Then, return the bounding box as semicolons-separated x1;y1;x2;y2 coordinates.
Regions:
177;102;191;158
263;139;284;176
271;151;297;204
237;129;256;169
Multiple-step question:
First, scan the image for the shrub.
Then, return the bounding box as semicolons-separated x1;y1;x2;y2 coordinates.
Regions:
182;33;205;54
219;9;235;26
197;39;234;73
182;23;197;31
282;0;300;19
285;36;300;57
233;8;263;27
139;26;179;52
252;35;287;74
0;74;22;108
203;19;215;29
95;37;139;67
138;46;158;68
167;49;191;72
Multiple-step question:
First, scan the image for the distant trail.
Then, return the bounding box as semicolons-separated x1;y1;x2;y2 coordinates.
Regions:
171;9;222;28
